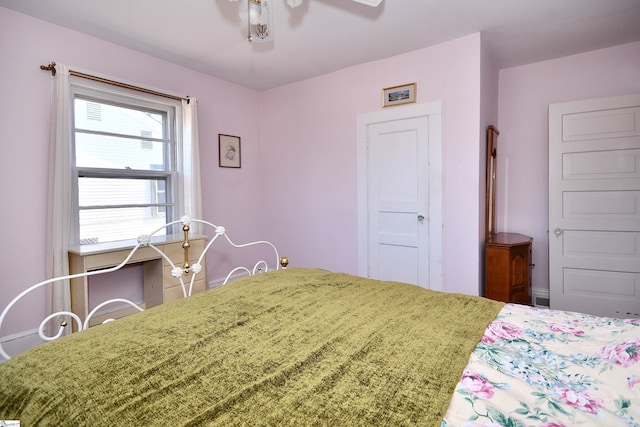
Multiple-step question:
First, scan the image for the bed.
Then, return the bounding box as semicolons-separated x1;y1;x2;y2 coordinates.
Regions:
1;221;639;426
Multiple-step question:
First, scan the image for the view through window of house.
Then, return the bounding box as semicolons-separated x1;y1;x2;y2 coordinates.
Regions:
73;93;177;245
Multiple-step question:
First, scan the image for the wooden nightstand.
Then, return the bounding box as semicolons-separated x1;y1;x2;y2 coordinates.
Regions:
485;232;533;304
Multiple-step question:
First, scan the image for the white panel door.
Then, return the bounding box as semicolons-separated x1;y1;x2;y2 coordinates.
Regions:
357;103;442;290
549;93;640;318
368;117;428;285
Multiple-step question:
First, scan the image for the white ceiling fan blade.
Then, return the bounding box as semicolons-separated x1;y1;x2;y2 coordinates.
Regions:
351;0;383;6
283;0;381;6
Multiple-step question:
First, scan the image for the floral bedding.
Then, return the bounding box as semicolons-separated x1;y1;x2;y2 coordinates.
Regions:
443;304;640;427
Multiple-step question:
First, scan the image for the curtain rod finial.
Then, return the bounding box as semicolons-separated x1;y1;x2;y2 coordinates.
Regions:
40;61;57;76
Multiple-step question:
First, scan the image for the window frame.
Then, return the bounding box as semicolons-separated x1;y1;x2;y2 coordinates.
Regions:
69;78;183;246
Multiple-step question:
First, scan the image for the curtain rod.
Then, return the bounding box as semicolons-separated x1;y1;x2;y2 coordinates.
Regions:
40;62;189;103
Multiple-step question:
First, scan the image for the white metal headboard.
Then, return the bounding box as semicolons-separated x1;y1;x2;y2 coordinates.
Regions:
0;216;287;360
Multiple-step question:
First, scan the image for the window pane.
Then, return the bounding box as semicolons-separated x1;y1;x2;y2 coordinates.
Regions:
71;86;178;247
75;133;168;170
78;177;168;207
78;177;170;243
79;207;167;244
75;98;165;139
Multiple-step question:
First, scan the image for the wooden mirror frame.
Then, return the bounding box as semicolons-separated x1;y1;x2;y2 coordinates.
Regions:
485;125;499;241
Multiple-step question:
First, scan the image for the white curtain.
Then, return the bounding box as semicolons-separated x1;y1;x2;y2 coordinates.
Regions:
181;98;203;233
46;64;72;329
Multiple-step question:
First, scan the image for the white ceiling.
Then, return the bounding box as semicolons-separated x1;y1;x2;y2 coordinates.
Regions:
2;0;640;91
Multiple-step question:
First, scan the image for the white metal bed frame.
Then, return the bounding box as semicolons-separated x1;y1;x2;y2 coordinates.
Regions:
0;216;287;360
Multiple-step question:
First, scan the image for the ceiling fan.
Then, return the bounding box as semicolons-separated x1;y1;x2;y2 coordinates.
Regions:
284;0;382;5
230;0;383;43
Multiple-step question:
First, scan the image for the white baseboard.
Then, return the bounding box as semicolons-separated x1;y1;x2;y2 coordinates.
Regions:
532;287;550;308
208;271;252;289
208;266;279;289
0;329;44;360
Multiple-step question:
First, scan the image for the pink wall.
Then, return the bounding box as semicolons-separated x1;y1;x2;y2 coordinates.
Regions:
497;40;640;292
0;7;262;335
0;6;488;340
257;34;484;295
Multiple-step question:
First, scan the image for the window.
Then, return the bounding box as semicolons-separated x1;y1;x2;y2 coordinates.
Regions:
71;81;182;245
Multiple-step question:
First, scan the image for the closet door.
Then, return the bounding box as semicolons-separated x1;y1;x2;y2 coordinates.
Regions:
357;102;443;291
549;93;640;318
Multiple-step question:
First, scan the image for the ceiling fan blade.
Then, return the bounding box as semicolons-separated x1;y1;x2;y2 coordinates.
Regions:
351;0;383;6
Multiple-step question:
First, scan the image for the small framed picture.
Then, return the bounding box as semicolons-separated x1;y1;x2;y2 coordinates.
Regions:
218;134;241;168
382;83;417;108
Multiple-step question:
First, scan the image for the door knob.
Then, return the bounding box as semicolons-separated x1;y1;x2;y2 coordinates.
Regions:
417;215;425;222
554;228;562;237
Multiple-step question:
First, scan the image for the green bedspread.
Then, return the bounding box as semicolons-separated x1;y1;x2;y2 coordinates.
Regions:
0;268;503;426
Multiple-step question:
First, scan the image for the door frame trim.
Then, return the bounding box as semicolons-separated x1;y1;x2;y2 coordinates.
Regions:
356;101;443;290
